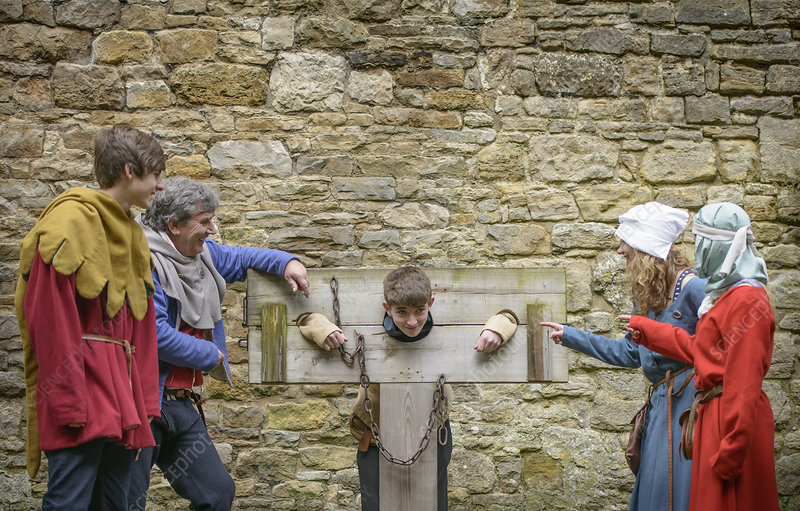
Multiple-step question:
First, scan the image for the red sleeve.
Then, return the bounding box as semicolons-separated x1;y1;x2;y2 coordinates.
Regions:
132;297;161;419
709;287;774;480
24;250;87;426
629;315;695;364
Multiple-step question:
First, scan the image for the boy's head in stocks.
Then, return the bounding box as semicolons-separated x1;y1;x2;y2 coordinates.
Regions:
382;266;434;338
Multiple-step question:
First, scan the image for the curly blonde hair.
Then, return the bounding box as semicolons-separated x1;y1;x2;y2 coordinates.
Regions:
626;246;692;315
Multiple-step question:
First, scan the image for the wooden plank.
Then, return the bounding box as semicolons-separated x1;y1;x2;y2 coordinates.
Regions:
527;303;551;382
379;383;438;511
261;304;287;382
246;268;566;327
256;324;547;383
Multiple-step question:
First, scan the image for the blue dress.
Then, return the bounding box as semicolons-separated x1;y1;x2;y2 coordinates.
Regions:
561;275;707;511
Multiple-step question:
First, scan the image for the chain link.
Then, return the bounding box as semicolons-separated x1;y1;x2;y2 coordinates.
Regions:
328;276;448;466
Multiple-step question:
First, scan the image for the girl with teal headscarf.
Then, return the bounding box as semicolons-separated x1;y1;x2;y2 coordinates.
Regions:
625;203;779;511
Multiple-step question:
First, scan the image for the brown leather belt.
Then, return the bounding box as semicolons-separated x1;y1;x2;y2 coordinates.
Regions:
679;384;722;461
82;334;134;380
164;388;207;427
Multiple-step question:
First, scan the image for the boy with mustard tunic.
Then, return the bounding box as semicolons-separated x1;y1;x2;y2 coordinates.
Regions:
16;125;165;509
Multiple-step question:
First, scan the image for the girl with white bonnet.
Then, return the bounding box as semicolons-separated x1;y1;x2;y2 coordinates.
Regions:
542;201;707;511
623;203;778;511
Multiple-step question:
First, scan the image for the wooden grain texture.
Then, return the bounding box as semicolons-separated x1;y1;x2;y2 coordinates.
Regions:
379;383;438;511
247;267;568;384
261;304;286;382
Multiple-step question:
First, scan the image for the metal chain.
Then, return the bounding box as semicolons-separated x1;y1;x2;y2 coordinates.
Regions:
330;277;359;365
328;276;448;466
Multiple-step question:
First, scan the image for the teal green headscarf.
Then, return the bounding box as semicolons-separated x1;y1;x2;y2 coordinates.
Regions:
692;202;768;301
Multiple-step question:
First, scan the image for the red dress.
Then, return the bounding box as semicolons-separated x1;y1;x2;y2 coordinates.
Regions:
630;284;778;511
24;250;160;452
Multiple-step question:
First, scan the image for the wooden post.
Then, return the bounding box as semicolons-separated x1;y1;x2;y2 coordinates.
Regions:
261;304;286;382
379;383;438;510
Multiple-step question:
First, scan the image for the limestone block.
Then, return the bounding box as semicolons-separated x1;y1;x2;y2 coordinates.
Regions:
12;76;51;111
261;17;294;50
270;52;346;112
452;0;508;18
172;63;268;106
331;177;395;200
759;117;800;183
173;0;207;14
272;480;328;500
156;29;218;63
327;0;401;21
661;56;706;96
487;223;549;255
629;2;673;25
718;139;758;183
592;251;628;314
407;109;461;129
347;69;393;105
648;97;684;124
565;28;649;56
357;155;464;177
396;69;464;88
534;53;622;97
516;186;579;221
711;43;800;64
719;63;765;94
777;189;800;221
707;184;745;204
234;448;298;479
450;448;497;492
120;4;167;30
515;0;552;17
622;56;660;97
744;195;777;221
650;34;707;57
166;154;211;179
359;230;401;249
267;400;330;430
126;81;171;109
676;0;750;26
574;184;653;222
56;0;120;29
771;270;800;309
296;16;368;48
268;226;356;250
762;245;800;268
0;0;23;21
551;223;617;250
640;139;716;184
494;94;522;115
730;96;794;118
476;142;526;181
426;89;485;110
297;155;353;176
685;93;730;124
509;69;537;97
94;31;153;65
481;19;536;47
298;446;354;470
208;140;291;178
766;65;800;94
530;133;619;182
656;185;707;209
752;0;800;27
380;203;449;229
0;23;91;62
53;63;123;109
0;119;43;157
522;97;576;118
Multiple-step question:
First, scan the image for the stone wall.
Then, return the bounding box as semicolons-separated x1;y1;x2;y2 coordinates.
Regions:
1;0;799;509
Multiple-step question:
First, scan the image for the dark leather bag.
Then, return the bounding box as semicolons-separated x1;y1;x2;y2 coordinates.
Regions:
625;402;648;475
